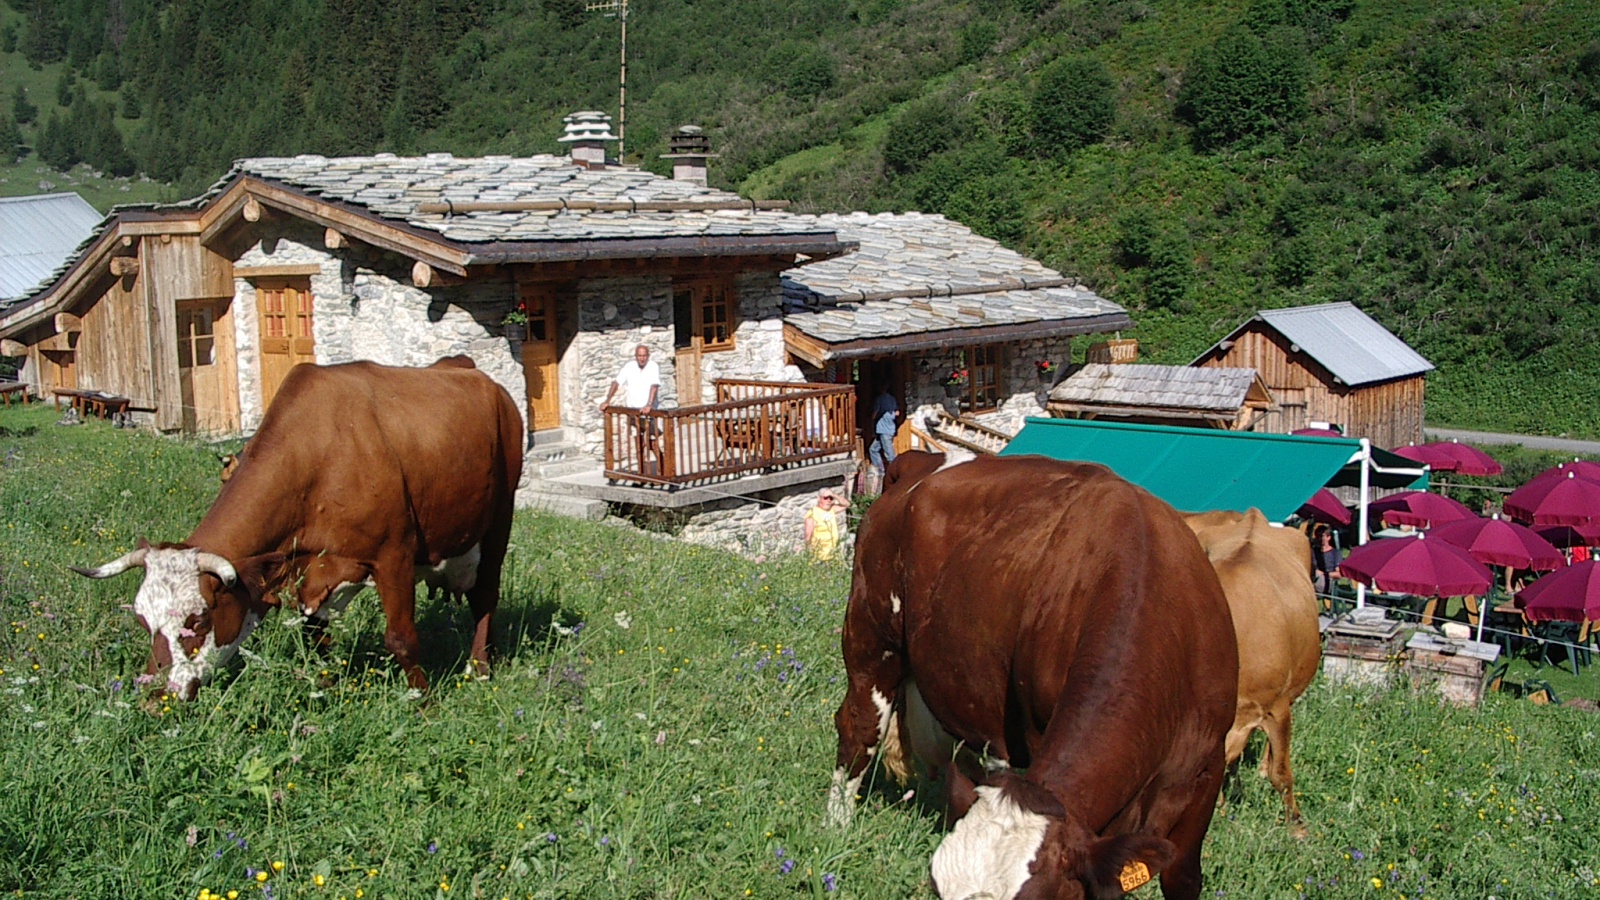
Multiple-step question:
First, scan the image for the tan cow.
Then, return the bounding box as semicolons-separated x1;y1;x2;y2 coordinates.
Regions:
1184;508;1320;837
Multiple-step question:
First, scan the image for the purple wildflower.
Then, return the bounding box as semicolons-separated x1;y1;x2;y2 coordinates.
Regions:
775;847;785;859
600;836;610;846
427;841;437;853
1349;848;1364;861
108;678;122;692
822;872;836;892
780;860;794;875
546;832;558;842
245;867;257;879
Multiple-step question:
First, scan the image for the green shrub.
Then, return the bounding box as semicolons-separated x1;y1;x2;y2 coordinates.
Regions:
12;85;36;126
767;43;835;100
1031;54;1115;155
958;20;998;66
1115;207;1158;267
882;94;970;176
1176;22;1306;149
1144;230;1192;311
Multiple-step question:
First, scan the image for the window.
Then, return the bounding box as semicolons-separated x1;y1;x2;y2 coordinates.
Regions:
961;344;1005;413
516;282;557;343
673;278;737;351
177;303;215;368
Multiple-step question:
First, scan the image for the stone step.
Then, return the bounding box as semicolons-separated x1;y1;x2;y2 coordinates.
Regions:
514;486;609;520
538;459;598;479
529;426;584;448
525;441;581;464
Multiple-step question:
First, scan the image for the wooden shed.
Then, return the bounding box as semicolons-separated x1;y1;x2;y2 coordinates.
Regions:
1046;363;1274;429
1191;302;1433;448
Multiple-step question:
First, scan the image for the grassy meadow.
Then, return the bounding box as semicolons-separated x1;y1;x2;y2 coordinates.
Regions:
4;402;1600;899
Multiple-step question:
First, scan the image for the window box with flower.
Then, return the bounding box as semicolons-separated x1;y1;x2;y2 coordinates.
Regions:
942;368;968;398
501;308;529;343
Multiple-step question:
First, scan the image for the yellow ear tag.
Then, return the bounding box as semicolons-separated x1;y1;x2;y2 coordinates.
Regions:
1118;860;1152;892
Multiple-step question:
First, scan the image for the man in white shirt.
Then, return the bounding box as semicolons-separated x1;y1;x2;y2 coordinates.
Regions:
599;344;662;474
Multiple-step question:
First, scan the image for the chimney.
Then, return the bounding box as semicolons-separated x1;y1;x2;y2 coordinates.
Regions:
659;124;719;185
559;110;619;168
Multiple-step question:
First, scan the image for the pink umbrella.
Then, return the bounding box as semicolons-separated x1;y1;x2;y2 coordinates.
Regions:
1504;471;1600;526
1427;515;1564;570
1369;490;1475;528
1291;427;1346;438
1530;460;1600;483
1392;444;1459;472
1535;523;1600;549
1515;560;1600;622
1297;488;1351;526
1419;441;1502;476
1339;533;1493;597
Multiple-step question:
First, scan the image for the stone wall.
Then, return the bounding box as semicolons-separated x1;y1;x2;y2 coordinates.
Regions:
230;222;523;434
672;475;851;556
564;271;793;459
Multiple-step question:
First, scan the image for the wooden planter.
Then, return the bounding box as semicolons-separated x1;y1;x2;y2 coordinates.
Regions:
503;322;526;342
943;382;963;398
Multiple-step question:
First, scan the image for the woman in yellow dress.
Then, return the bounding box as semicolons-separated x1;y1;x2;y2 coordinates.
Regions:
803;489;844;560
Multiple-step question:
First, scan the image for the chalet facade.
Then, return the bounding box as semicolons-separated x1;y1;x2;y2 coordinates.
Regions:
1192;302;1433;448
0;116;1131;545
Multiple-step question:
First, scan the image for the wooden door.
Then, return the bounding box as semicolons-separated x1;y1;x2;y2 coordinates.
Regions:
256;280;314;410
42;350;74;391
519;283;561;431
177;300;235;433
672;284;702;404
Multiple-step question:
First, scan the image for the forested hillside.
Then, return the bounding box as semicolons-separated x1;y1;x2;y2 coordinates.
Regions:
4;0;1600;435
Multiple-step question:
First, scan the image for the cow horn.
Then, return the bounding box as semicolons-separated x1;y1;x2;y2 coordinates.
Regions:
68;547;150;579
195;552;238;585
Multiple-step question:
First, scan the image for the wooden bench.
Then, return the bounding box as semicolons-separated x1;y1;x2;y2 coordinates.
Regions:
0;382;28;407
52;388;133;420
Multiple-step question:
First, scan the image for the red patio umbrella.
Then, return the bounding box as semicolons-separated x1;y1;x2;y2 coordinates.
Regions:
1392;444;1459;472
1515;560;1600;622
1291;427;1346;438
1369;490;1475;528
1297;488;1351;526
1427;515;1564;570
1535;523;1600;549
1530;460;1600;484
1504;471;1600;526
1339;534;1493;597
1419;441;1502;476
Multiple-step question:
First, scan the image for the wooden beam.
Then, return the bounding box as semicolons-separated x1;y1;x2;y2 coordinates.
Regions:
109;257;140;277
233;264;323;278
38;331;73;352
243;195;262;223
0;339;25;356
243;179;468;275
324;227;347;250
411;261;465;288
782;323;830;368
54;313;82;333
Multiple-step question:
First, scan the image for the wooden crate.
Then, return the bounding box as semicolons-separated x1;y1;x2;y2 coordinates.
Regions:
1322;613;1405;687
1085;339;1138;364
1403;633;1499;707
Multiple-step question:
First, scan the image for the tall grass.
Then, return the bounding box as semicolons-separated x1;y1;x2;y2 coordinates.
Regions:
3;403;1599;899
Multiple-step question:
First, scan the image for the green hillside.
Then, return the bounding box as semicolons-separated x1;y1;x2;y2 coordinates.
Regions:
4;0;1600;435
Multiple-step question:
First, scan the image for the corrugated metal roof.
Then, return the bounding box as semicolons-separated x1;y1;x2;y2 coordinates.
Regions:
0;193;104;301
1200;302;1434;387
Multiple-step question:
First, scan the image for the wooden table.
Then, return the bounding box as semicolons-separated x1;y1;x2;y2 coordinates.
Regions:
0;381;28;407
52;388;132;420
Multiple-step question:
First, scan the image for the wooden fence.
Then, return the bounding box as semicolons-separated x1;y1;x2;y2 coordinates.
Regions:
603;380;856;485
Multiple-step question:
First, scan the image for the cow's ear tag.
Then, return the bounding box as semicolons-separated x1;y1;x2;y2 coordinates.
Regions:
1117;860;1151;892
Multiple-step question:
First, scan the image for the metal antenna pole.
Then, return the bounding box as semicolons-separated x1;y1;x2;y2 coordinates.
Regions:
585;0;629;159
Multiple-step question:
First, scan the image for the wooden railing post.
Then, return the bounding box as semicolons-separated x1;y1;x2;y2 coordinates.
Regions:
661;412;677;481
603;410;615;473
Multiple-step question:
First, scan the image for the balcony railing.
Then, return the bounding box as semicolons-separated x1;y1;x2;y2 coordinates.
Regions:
603;379;856;486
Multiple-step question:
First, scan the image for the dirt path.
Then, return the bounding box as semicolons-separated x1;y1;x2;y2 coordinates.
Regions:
1424;426;1600;455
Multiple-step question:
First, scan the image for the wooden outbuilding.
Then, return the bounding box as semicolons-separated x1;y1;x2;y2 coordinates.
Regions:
1046;363;1274;429
1192;302;1433;448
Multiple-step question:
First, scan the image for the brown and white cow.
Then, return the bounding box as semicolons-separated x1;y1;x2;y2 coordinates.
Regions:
1183;508;1320;836
71;357;523;700
833;451;1237;900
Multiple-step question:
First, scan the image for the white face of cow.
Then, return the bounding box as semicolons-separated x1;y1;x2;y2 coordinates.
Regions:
72;546;260;700
929;786;1051;900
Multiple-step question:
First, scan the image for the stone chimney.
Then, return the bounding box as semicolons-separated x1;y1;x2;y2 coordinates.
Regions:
659;125;719;185
559;111;619;168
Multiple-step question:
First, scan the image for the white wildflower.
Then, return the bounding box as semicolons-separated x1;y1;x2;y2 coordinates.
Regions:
613;610;632;630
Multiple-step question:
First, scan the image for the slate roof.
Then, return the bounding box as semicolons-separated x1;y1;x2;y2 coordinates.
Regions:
0;193;104;301
227;153;829;243
781;212;1128;347
1199;302;1434;387
1049;364;1263;412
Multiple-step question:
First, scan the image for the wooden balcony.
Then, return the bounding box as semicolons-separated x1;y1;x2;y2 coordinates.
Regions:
603;379;857;487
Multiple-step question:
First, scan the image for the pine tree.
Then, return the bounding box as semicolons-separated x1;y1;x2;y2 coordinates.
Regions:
1;113;25;164
56;70;76;108
21;0;65;66
119;86;141;119
13;85;37;126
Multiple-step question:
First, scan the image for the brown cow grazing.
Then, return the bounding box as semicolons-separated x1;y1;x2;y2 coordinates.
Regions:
833;452;1237;900
71;357;523;700
1184;508;1320;837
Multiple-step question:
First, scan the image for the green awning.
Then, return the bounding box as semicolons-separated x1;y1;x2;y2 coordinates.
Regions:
999;418;1423;521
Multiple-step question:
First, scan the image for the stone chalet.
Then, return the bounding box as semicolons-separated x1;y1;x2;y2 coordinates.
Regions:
0;114;1130;550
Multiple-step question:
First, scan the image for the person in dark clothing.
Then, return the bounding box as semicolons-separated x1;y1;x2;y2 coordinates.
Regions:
1311;524;1340;594
869;386;900;471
